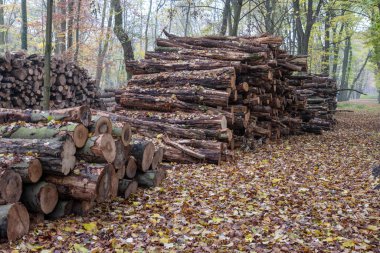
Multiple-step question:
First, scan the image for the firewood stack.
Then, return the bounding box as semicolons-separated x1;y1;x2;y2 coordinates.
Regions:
0;106;166;242
288;74;338;133
0;51;102;110
110;30;336;152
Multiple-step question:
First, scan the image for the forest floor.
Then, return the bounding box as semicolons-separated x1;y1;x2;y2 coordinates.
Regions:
2;101;380;252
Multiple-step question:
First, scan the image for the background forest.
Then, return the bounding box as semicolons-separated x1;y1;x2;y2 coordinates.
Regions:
1;0;379;101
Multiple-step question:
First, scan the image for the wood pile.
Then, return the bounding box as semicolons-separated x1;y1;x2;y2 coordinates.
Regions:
0;51;102;110
0;105;166;242
106;31;336;156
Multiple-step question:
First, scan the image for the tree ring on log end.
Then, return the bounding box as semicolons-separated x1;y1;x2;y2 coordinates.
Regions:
61;136;77;175
3;171;22;203
99;134;116;163
142;142;155;172
73;124;89;148
28;159;42;183
6;203;30;241
94;116;112;135
39;183;58;214
79;106;92;127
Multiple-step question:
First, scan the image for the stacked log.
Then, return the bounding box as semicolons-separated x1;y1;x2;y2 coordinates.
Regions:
0;106;166;242
0;51;102;110
112;30;336;154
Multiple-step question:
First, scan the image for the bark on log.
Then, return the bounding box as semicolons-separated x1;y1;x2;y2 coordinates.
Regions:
76;134;116;163
46;200;73;220
0;123;88;148
0;203;30;242
0;136;76;176
130;138;155;172
118;179;138;199
127;67;236;90
21;181;59;214
9;156;42;183
0;106;91;126
0;169;22;204
135;170;166;188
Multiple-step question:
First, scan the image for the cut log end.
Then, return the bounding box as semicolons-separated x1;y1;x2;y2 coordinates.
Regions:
125;156;137;178
61;136;77;175
28;159;43;183
121;123;132;146
93;116;112;135
79;106;92;127
118;179;138;199
142;142;155;172
0;203;30;241
151;147;164;170
98;134;117;163
39;183;59;214
0;170;22;203
73;124;89;148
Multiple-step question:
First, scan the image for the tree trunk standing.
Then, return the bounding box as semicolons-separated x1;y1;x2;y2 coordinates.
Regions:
219;0;230;35
230;0;243;36
74;0;81;62
184;1;191;36
144;0;153;52
67;0;74;50
338;37;351;101
347;52;371;99
43;0;54;110
95;0;111;88
293;0;323;55
0;0;5;51
111;0;134;78
321;10;331;75
58;0;67;54
264;0;274;34
331;23;345;79
21;0;27;50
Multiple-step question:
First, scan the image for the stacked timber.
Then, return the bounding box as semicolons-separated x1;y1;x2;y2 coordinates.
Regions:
0;106;166;242
0;51;102;110
289;74;337;133
113;30;335;153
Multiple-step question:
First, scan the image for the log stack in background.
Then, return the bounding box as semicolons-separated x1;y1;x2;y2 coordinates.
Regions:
0;106;166;242
0;51;103;110
106;31;336;154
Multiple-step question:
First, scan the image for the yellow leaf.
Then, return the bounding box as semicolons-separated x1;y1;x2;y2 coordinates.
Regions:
324;237;335;242
272;178;281;184
152;213;161;218
159;237;170;244
212;217;223;224
63;226;74;232
83;222;97;233
74;243;89;253
342;240;355;248
245;234;253;242
367;225;378;231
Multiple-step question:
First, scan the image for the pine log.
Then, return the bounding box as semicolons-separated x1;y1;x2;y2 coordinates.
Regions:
125;156;137;179
127;67;236;90
136;170;166;188
130;138;155;172
0;136;76;176
0;203;30;242
118;179;138;199
76;134;116;163
0;106;91;126
0;169;22;204
46;200;73;220
21;181;59;214
0;123;88;148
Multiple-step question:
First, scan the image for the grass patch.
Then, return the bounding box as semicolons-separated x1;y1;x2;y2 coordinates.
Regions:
360;94;378;99
338;102;380;112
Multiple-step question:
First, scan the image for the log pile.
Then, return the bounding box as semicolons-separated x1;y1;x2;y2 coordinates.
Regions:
0;51;102;110
0;106;166;242
108;31;336;156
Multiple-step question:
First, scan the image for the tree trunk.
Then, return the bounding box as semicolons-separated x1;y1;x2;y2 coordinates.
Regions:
0;203;30;242
0;0;5;51
230;0;243;36
111;0;134;77
136;170;166;188
7;157;42;183
43;0;54;110
220;0;230;35
76;134;116;163
21;181;59;214
338;37;351;101
21;0;28;50
144;0;153;52
58;0;67;53
67;0;74;49
74;0;81;62
46;200;73;219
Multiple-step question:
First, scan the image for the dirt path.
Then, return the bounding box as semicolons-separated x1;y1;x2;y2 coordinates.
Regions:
3;104;380;252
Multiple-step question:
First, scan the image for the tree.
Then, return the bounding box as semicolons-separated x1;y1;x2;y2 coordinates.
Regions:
74;0;81;62
145;0;153;52
111;0;134;78
220;0;230;35
0;0;5;51
43;0;54;110
21;0;27;50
